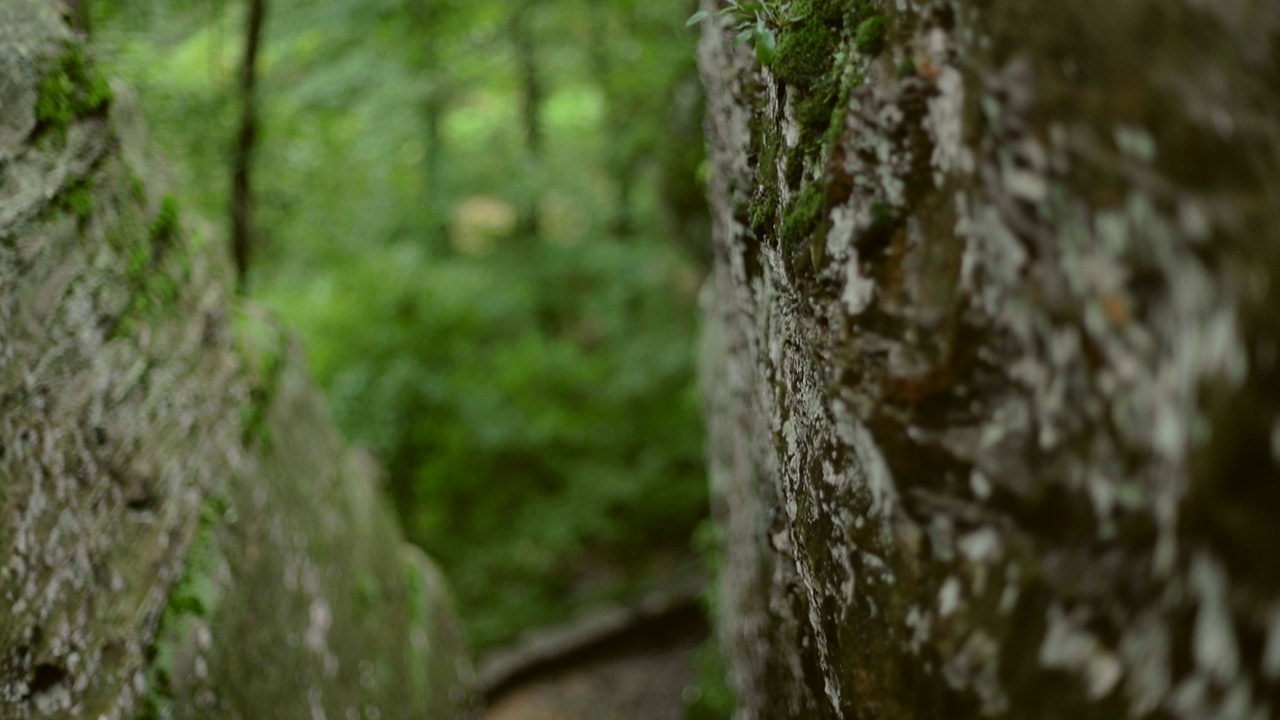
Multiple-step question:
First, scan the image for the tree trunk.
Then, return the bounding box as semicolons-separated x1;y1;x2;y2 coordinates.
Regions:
697;0;1280;718
510;0;542;239
411;0;452;245
230;0;265;292
0;4;474;718
586;2;635;239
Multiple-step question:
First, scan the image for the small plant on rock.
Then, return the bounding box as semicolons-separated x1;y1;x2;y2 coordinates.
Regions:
687;1;807;66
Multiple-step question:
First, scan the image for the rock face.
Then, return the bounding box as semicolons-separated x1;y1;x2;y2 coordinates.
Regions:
0;3;472;718
697;0;1280;718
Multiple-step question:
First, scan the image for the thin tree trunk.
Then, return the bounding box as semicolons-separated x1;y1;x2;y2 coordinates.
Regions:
412;0;451;245
586;3;634;239
231;0;266;292
510;0;542;239
423;81;449;242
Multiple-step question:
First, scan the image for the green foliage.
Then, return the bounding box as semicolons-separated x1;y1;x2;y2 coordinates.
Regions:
36;44;113;135
854;15;886;55
782;183;823;249
109;196;187;340
97;0;712;654
137;493;228;720
233;308;288;449
149;195;180;246
265;237;707;649
56;177;95;224
683;639;736;720
687;1;807;65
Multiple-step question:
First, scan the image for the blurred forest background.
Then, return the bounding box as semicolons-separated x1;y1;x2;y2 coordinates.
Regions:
88;0;723;704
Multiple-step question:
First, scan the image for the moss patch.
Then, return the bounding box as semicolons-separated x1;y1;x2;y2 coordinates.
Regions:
108;196;188;339
855;16;886;56
233;309;288;449
775;23;839;88
782;183;824;270
55;177;94;225
35;43;112;138
740;0;875;282
136;493;229;720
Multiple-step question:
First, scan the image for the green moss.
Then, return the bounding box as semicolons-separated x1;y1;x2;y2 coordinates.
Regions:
108;196;186;341
684;639;737;720
749;194;775;237
55;177;94;225
167;495;229;617
149;196;180;247
774;1;871;149
35;43;112;137
747;119;782;238
855;16;886;56
739;0;876;276
401;555;431;703
129;171;147;202
233;309;288;449
822;68;858;150
136;493;229;720
781;183;824;257
775;24;838;87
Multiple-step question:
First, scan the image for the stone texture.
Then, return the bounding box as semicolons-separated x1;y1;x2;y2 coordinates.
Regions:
0;3;472;718
697;0;1280;718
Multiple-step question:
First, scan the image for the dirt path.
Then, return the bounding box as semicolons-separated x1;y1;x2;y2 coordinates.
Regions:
480;593;706;720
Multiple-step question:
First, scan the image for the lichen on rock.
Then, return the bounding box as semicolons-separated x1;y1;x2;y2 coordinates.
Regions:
0;3;473;718
698;0;1280;717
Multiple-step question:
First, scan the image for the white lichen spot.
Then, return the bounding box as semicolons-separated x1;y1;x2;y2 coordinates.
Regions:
842;257;876;316
305;597;339;678
926;64;973;182
826;205;856;259
999;564;1021;615
1191;554;1240;682
782;92;801;149
1001;164;1048;202
938;576;962;618
1169;675;1210;718
1119;612;1172;716
848;421;899;523
905;605;932;652
1039;605;1124;699
941;631;1009;715
1178;199;1212;243
1112;124;1157;163
958;527;1001;565
1086;472;1117;526
308;687;328;720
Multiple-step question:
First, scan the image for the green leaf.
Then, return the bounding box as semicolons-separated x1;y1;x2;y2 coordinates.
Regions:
735;28;754;46
685;10;711;27
754;26;777;65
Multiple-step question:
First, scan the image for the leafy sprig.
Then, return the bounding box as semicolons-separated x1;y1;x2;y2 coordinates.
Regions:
686;1;806;66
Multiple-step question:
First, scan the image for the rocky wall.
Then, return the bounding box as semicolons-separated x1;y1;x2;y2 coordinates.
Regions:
698;0;1280;717
0;3;472;718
